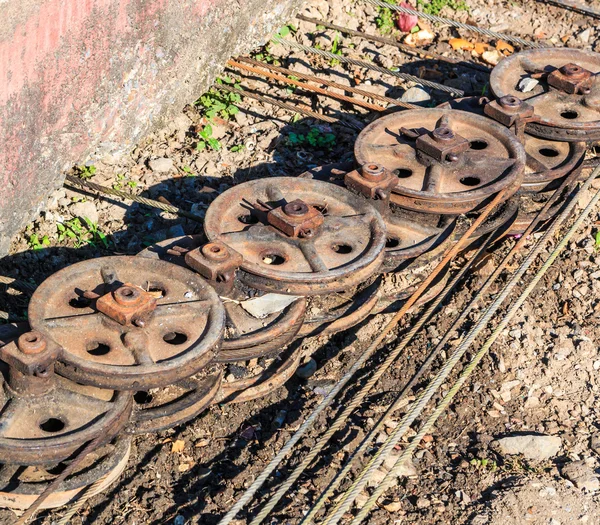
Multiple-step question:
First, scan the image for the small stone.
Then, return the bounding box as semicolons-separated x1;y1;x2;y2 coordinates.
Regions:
149;157;175;173
167;224;186;238
493;434;562;461
366;468;387;488
400;86;431;105
590;433;600;454
70;200;99;225
579;28;592;44
561;460;600;491
296;358;317;379
416;496;431;509
519;77;539;93
354;492;369;509
383;500;402;512
382;453;418;478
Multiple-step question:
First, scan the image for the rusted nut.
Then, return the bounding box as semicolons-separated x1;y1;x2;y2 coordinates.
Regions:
267;201;324;238
283;200;309;217
185;241;243;282
17;331;47;355
96;283;157;326
484;97;535;127
113;286;142;307
361;163;386;182
201;242;229;262
498;95;522;109
547;62;594;95
432;127;455;142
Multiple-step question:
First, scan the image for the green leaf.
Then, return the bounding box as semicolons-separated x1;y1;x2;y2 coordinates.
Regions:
201;124;213;138
196;141;207;151
227;105;239;115
208;138;221;151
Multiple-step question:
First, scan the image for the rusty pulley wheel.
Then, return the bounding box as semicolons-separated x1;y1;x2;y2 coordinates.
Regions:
438;97;586;192
490;48;600;142
0;438;131;510
296;278;381;339
0;334;132;466
138;236;308;362
298;163;458;273
354;109;525;214
216;344;303;405
127;369;223;434
28;256;225;390
203;177;387;295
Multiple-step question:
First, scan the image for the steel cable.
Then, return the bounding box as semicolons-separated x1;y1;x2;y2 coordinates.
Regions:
271;36;465;96
64;175;206;223
349;167;600;525
216;191;505;525
297;14;491;73
323;164;600;524
235;57;419;109
0;276;36;293
538;0;600;19
216;82;365;131
302;168;582;523
55;474;110;525
363;0;545;48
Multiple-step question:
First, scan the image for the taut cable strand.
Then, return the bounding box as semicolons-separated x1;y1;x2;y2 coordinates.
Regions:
324;165;600;524
303;165;584;523
349;167;600;525
271;36;465;96
363;0;544;48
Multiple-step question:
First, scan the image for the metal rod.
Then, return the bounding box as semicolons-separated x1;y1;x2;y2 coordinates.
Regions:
227;59;387;111
272;36;465;96
297;14;491;74
235;57;418;109
363;0;545;48
538;0;600;19
216;82;364;131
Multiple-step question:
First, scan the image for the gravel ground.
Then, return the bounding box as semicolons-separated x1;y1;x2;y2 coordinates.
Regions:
2;0;600;524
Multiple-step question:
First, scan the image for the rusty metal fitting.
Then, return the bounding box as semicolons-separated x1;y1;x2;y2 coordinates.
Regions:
17;331;47;355
361;163;387;182
283;200;310;217
185;241;243;293
484;97;535;133
416;125;470;163
548;62;594;94
432;127;455;142
267;199;325;238
201;242;230;262
96;283;157;327
345;164;397;200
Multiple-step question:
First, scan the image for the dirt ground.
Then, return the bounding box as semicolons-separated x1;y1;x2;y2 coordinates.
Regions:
2;0;600;524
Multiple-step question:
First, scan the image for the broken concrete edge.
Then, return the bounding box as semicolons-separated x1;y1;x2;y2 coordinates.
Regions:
0;0;303;256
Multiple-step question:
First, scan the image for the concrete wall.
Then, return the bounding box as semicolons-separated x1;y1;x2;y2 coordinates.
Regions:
0;0;301;255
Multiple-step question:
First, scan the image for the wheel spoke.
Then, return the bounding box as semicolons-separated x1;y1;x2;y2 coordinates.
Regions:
300;242;329;273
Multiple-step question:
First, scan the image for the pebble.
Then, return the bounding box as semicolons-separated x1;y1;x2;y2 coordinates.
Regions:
149;157;175;173
561;460;600;491
70;200;99;225
493;434;562;461
590;433;600;454
296;358;317;379
400;86;431;105
416;496;431;509
518;77;539;93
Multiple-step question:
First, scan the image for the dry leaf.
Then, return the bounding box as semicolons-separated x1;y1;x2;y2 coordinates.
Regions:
474;42;492;55
561;35;570;43
171;440;185;453
449;38;474;51
496;40;514;55
178;463;191;472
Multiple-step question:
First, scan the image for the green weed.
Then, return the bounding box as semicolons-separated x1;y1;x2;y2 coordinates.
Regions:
470;457;498;471
376;4;397;35
57;218;108;249
196;124;222;152
112;174;138;191
417;0;468;15
330;33;343;67
74;164;97;180
595;231;600;250
28;234;50;251
287;127;336;150
196;78;241;121
230;144;245;153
